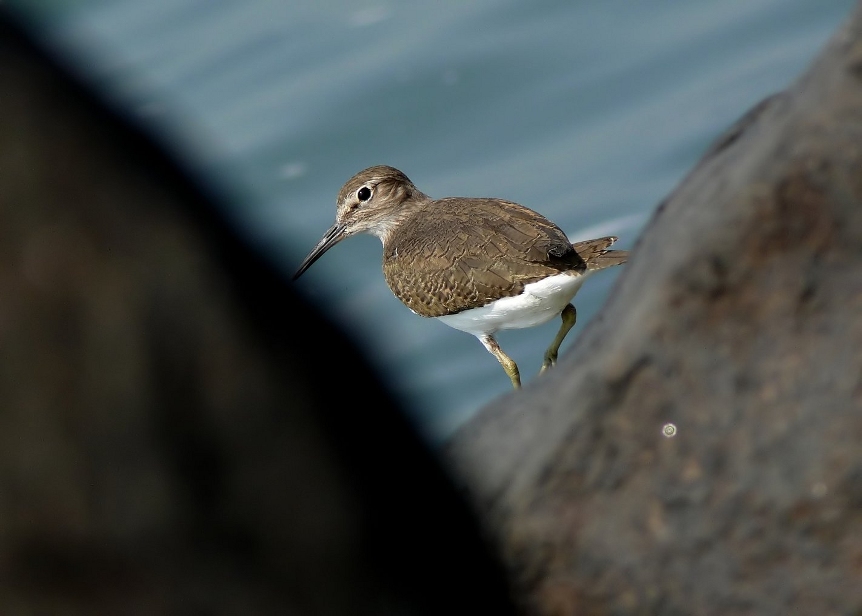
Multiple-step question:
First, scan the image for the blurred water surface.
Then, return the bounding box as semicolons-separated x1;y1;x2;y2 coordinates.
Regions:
17;0;857;440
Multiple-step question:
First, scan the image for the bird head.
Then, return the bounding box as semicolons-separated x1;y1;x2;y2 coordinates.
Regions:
293;165;427;279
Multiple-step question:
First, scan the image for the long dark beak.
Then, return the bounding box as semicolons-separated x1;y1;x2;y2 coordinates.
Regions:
293;222;347;280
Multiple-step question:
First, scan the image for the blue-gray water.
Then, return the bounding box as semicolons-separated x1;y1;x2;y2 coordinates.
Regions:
17;0;856;441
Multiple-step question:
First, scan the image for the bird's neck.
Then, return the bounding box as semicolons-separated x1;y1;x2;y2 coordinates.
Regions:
370;192;431;246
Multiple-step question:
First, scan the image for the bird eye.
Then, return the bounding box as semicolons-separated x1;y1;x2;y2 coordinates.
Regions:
357;186;372;201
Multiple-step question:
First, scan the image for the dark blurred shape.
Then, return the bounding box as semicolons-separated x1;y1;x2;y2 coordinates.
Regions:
0;11;515;615
448;2;862;614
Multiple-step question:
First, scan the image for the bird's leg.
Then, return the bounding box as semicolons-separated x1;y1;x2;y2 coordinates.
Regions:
541;304;577;373
479;334;521;389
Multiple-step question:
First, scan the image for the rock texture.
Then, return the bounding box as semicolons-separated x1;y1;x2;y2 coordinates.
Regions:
0;12;515;616
448;2;862;615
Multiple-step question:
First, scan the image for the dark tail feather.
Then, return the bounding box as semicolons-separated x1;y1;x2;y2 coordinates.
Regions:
587;250;628;270
571;236;629;271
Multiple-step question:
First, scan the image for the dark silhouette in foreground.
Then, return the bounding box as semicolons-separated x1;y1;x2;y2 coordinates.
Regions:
0;12;514;615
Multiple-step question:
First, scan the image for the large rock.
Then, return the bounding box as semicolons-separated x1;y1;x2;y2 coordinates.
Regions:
448;2;862;614
0;12;515;615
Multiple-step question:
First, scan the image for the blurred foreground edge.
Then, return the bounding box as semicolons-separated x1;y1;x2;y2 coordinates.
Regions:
0;11;516;616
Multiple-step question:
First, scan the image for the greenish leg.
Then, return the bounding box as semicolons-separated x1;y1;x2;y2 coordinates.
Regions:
541;304;577;373
480;334;521;389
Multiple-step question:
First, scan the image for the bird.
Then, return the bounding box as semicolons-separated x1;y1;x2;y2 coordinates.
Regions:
293;165;628;389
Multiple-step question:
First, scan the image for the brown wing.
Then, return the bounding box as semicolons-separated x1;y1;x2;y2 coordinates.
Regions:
572;236;629;271
383;198;584;317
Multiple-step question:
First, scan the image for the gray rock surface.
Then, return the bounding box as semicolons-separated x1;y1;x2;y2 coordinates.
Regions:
448;2;862;614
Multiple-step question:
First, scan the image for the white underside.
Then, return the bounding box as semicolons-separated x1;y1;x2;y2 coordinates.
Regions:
436;271;589;336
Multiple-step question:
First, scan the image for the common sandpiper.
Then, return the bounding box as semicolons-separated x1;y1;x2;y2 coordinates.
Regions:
294;165;628;389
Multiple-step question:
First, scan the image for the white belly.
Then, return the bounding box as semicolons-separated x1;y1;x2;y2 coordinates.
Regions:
436;271;588;336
